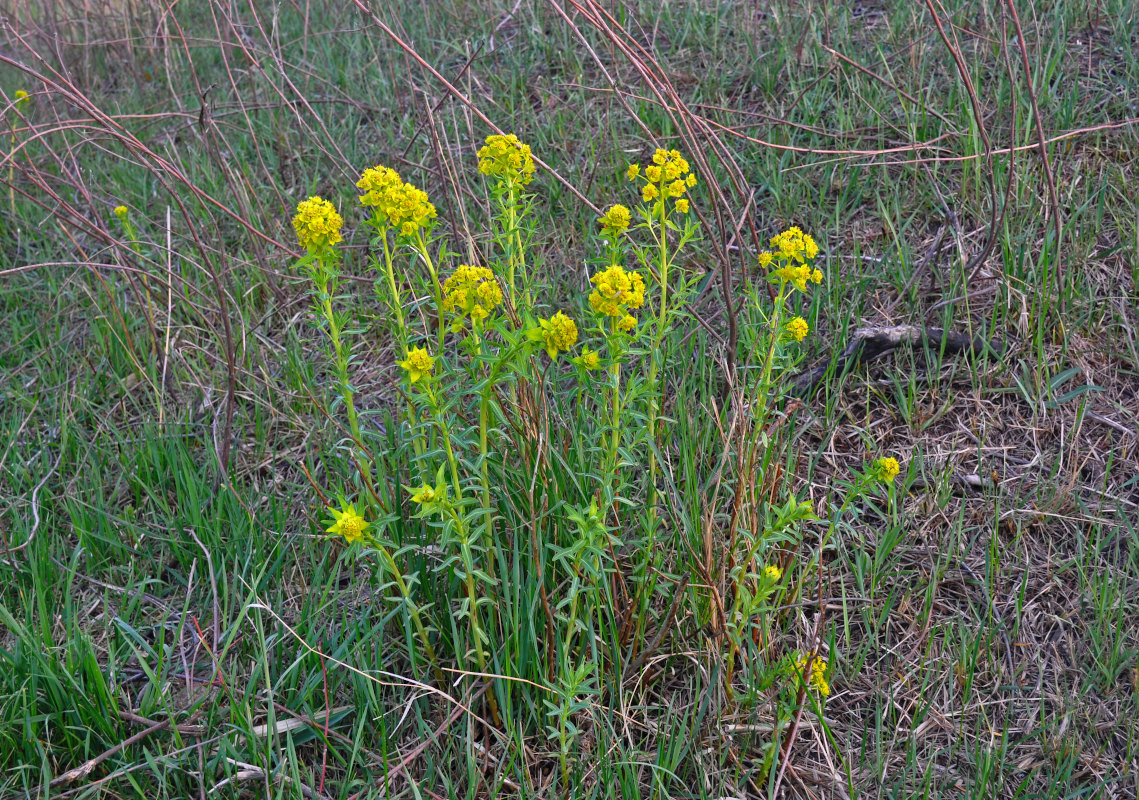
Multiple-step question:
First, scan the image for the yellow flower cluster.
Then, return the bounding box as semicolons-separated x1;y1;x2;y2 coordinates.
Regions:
771;226;820;263
13;90;30;110
786;317;809;342
796;653;830;697
113;205;128;220
759;228;823;291
357;165;437;236
326;502;369;544
441;265;503;324
578;347;601;370
874;457;901;483
627;149;696;211
398;346;435;384
763;564;782;582
588;265;645;332
292;196;343;251
477;133;535;186
598;204;631;237
538;312;578;359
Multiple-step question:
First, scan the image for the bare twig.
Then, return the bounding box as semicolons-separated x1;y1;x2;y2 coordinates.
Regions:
794;324;1003;393
0;446;62;559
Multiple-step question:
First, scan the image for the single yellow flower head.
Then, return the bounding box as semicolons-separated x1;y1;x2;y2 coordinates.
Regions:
629;149;693;206
398;347;435;384
795;653;830;696
763;565;782;582
292;196;343;251
442;265;502;323
578;347;601;371
113;205;129;220
770;226;819;263
617;314;637;333
13;90;30;110
758;251;774;269
326;501;369;544
874;457;901;483
410;484;436;504
357;166;437;235
598;204;631;237
674;198;689;214
538;311;578;359
786;317;809;342
811;268;824;284
477;133;535;186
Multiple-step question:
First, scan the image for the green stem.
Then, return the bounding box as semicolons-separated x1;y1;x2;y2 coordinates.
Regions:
606;326;622;481
321;292;362;445
372;540;443;684
450;509;502;726
425;384;462;501
752;284;788;430
379;227;426;473
473;326;498;590
646;186;669;527
380;226;407;344
479;391;492;522
414;229;445;350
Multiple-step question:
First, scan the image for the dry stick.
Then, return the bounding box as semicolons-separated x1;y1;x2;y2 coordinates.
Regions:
1003;0;1063;291
0;447;62;559
982;1;1021;292
793;324;1003;393
160;206;174;425
48;718;171;787
118;710;208;737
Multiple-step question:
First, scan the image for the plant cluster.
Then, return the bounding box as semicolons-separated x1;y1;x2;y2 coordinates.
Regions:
288;136;900;787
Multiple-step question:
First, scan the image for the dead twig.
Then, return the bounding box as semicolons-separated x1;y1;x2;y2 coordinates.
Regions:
794;325;1003;393
49;719;171;787
0;446;62;560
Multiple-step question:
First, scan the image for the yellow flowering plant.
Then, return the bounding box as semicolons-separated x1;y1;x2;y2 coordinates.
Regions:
285;132;878;784
478;133;537;310
357;165;447;349
290;195;368;464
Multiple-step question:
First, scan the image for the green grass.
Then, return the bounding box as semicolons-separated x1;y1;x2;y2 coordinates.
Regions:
2;0;1138;797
